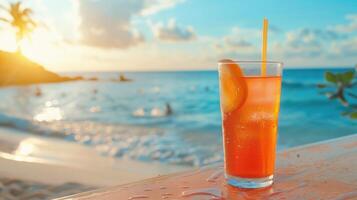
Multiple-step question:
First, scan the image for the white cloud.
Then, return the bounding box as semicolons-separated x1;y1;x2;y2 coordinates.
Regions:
223;38;252;48
333;14;357;33
330;36;357;57
213;27;260;60
151;19;196;42
141;0;184;15
213;19;357;67
76;0;145;49
230;27;261;40
219;26;347;58
281;28;344;58
75;0;184;49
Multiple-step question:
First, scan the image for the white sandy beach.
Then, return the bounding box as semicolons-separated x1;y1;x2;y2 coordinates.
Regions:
0;127;191;199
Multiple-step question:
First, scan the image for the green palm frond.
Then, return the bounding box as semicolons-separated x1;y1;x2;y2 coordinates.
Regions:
350;112;357;119
13;2;21;11
22;8;33;16
0;1;40;53
320;70;356;110
10;3;20;17
28;18;37;27
0;17;10;23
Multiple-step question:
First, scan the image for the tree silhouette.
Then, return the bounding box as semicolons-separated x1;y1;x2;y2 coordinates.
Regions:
0;1;37;54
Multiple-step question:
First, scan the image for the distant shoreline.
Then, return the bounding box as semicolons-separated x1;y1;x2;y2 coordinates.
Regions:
55;66;356;74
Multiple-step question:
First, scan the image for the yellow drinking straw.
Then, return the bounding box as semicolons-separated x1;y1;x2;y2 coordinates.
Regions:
261;18;268;76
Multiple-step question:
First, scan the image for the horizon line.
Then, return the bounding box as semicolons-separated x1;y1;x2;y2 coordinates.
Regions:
55;66;355;73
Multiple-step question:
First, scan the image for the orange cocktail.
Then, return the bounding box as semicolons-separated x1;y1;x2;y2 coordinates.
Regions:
218;60;282;188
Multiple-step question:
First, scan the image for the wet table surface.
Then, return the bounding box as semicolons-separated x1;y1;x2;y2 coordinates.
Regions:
58;134;357;200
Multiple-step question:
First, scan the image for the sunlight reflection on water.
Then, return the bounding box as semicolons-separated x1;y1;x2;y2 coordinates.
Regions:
15;141;35;156
34;107;63;122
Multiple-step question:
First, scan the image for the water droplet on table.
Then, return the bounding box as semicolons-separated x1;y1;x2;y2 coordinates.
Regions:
128;195;149;199
181;188;221;199
206;170;224;183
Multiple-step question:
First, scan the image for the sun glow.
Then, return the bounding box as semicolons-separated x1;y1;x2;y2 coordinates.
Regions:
21;29;59;63
0;25;62;70
0;30;17;52
15;141;35;156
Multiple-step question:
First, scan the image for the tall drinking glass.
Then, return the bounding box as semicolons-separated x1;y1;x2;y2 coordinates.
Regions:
218;60;283;188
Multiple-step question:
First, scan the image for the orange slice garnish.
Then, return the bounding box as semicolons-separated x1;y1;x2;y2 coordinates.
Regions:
218;59;248;113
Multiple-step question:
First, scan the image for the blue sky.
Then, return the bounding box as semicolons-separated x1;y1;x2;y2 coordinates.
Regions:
149;0;357;34
0;0;356;71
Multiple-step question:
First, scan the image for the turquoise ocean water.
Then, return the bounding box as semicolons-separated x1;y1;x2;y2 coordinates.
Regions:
0;68;356;166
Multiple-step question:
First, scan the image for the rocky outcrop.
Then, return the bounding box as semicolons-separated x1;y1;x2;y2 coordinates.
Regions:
0;51;82;86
